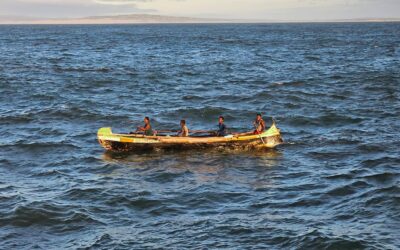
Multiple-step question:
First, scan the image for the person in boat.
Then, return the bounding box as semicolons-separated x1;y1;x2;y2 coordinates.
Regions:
216;116;227;136
137;117;154;136
177;119;189;137
253;113;266;134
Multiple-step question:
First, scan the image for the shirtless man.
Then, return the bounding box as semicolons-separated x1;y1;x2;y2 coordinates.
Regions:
177;120;189;137
253;114;265;134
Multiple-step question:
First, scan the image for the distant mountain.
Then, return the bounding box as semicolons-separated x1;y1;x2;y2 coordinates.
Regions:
333;18;400;22
0;14;233;24
0;14;399;25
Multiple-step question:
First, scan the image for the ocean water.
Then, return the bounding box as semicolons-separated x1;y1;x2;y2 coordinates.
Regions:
0;23;399;249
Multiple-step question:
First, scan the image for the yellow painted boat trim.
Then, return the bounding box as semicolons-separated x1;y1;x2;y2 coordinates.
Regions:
97;122;281;145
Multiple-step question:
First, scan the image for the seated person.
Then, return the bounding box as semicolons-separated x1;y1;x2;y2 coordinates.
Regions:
137;117;154;136
253;113;265;134
216;116;227;136
177;120;189;137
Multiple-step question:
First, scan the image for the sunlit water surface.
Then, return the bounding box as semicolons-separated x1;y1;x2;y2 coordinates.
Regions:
0;23;399;249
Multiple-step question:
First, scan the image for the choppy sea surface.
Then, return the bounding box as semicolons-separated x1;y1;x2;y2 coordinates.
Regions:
0;23;399;249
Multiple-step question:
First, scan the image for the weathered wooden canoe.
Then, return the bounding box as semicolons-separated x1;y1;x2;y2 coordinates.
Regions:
97;122;283;152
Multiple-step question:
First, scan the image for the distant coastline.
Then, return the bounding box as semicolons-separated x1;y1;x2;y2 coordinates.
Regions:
0;14;231;25
0;14;399;25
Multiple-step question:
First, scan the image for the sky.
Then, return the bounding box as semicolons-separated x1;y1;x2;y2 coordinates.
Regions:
0;0;399;21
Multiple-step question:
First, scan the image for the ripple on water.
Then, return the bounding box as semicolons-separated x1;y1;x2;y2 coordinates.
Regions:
1;142;80;154
286;230;370;249
361;156;400;168
0;201;104;230
325;181;367;197
0;23;399;249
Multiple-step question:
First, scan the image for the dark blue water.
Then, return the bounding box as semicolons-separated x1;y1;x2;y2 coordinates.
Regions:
0;23;399;249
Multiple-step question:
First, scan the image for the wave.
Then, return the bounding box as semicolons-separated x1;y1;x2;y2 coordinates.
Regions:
0;194;25;207
282;116;318;127
62;187;105;201
82;234;115;249
182;95;205;101
324;173;353;180
361;156;400;168
31;93;57;101
32;169;69;177
53;65;112;73
145;171;189;183
0;106;126;126
326;183;365;197
363;172;399;183
0;159;13;168
283;113;363;127
283;230;370;249
164;106;237;122
180;191;250;208
103;195;163;211
307;150;357;159
17;105;128;123
318;114;363;126
0;114;34;125
357;143;388;152
0;202;103;228
1;141;80;151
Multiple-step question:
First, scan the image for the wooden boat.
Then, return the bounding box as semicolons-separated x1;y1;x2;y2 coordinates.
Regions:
97;122;283;152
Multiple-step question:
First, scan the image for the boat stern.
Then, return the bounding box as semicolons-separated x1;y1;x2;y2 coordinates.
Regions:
259;122;283;148
97;127;114;150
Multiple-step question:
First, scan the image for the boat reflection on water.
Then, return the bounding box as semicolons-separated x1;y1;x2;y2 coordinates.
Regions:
101;148;283;187
102;148;282;167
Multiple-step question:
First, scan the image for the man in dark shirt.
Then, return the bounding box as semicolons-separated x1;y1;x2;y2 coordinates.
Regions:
216;116;227;137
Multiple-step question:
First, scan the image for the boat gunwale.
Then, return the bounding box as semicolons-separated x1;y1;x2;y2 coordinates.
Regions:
98;124;281;144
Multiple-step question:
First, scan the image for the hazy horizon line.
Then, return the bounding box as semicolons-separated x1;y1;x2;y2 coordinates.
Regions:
0;13;399;25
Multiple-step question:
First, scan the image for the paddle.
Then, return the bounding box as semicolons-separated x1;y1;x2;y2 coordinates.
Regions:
191;130;215;134
129;120;216;136
254;122;266;145
156;129;178;133
131;129;216;137
159;129;215;134
154;129;215;135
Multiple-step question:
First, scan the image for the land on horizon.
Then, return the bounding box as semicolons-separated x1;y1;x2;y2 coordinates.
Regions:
0;14;399;25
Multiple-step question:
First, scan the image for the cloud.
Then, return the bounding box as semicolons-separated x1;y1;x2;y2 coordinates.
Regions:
94;0;148;5
0;0;152;18
93;0;184;4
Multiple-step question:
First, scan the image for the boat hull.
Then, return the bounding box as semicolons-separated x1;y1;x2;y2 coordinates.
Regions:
97;124;283;152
